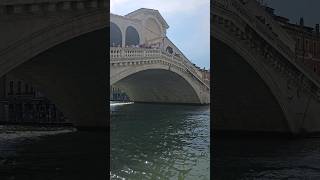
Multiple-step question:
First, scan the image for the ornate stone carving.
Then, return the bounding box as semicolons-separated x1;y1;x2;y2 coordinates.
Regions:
213;9;320;100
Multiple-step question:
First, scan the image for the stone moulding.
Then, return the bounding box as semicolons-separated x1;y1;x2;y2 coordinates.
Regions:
0;0;107;15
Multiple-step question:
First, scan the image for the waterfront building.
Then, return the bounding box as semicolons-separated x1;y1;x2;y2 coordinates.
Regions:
199;68;210;86
110;86;130;101
0;75;66;123
263;6;320;75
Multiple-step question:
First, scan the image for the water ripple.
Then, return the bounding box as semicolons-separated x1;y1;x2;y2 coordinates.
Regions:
110;103;210;180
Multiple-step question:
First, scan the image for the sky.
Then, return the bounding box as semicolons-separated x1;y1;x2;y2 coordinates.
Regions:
265;0;320;27
110;0;210;69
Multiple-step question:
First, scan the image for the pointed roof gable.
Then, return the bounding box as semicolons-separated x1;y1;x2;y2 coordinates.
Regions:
125;8;169;30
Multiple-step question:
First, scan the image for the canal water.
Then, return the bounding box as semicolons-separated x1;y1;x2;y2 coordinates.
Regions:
213;136;320;179
110;103;210;180
3;104;320;179
0;125;107;180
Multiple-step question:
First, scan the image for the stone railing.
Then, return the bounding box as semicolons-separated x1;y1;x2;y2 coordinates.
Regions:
229;0;295;61
110;47;161;59
110;47;210;90
234;0;320;87
213;0;295;63
0;0;107;15
212;10;320;101
214;0;320;85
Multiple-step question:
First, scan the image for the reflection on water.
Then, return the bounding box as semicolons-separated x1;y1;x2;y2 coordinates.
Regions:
0;125;75;158
0;125;106;180
110;103;210;180
213;136;320;179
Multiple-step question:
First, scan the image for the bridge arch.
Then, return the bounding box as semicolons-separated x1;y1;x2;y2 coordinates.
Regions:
111;64;202;104
0;9;108;128
110;22;123;47
125;26;140;46
212;25;292;132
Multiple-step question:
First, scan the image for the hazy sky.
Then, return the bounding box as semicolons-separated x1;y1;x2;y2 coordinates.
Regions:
265;0;320;27
111;0;210;69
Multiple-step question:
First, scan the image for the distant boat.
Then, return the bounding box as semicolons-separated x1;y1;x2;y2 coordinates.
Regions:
110;101;134;106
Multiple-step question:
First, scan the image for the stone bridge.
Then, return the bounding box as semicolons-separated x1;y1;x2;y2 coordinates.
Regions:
213;0;320;134
110;8;210;104
0;0;108;128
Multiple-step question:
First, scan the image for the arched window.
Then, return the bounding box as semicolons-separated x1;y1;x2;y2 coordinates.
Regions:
166;46;173;54
125;26;140;46
110;22;122;47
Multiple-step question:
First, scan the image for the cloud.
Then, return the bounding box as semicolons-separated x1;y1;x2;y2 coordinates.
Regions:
110;0;130;12
111;0;208;15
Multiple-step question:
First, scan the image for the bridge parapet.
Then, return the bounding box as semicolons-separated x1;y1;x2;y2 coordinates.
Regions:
110;47;161;59
110;47;210;91
212;7;320;102
213;1;320;90
215;0;295;59
0;0;106;15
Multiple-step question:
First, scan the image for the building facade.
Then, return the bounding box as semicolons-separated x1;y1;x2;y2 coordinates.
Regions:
263;6;320;75
0;75;66;123
110;86;130;101
199;68;210;86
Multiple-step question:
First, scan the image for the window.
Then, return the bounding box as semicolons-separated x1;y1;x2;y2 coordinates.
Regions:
166;46;173;54
9;81;13;95
25;84;29;94
17;81;21;95
30;86;34;96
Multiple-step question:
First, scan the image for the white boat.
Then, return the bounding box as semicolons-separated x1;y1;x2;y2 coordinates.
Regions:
110;101;134;106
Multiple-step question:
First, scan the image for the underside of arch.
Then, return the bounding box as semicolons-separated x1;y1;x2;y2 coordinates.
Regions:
6;27;108;128
112;69;201;104
213;37;290;132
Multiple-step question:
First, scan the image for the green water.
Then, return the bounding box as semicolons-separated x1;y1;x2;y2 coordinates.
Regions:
110;103;210;180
